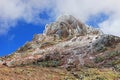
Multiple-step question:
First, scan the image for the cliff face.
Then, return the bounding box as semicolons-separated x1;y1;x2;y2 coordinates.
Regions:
0;15;120;80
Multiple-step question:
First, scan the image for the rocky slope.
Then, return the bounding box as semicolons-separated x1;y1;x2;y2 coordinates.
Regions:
0;15;120;80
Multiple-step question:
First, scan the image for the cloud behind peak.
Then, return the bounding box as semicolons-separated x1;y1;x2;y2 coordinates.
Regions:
0;0;120;36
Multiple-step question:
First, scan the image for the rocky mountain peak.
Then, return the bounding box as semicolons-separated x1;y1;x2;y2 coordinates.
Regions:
44;15;103;39
1;15;120;73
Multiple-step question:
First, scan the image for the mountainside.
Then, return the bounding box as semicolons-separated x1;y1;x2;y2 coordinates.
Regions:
0;15;120;80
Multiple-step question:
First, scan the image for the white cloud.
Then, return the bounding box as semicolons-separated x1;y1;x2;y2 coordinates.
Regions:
0;0;54;35
54;0;120;36
0;0;120;36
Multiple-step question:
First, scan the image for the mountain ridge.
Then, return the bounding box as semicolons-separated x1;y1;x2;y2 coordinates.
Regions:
0;15;120;80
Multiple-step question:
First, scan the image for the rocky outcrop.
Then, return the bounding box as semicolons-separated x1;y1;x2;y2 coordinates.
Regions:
44;15;103;39
1;15;120;69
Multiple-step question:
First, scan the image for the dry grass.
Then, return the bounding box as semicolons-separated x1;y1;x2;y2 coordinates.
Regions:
0;66;76;80
73;68;120;80
0;65;120;80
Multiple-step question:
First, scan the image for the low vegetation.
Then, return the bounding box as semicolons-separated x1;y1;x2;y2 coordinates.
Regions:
34;60;60;67
73;68;120;80
94;50;120;70
0;65;120;80
0;66;76;80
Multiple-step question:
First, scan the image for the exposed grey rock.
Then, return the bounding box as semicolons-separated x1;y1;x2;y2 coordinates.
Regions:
0;60;5;65
33;34;45;42
92;35;120;52
1;15;120;69
44;15;103;40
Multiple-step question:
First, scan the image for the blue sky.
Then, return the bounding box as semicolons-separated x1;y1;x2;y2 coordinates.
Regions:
0;21;45;56
0;0;120;56
86;13;109;28
0;10;52;56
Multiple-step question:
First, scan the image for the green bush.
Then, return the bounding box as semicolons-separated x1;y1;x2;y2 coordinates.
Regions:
94;56;104;63
36;60;60;67
114;64;120;71
96;76;106;80
106;51;120;59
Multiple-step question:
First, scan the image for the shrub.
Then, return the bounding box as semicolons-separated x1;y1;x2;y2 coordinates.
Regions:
94;56;104;63
36;60;60;67
106;51;120;59
114;64;120;71
40;41;56;49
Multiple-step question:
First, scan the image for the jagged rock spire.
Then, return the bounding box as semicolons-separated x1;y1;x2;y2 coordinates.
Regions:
44;15;103;39
44;15;86;37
